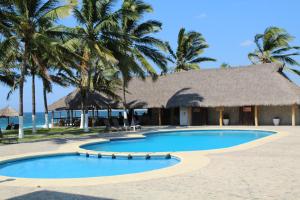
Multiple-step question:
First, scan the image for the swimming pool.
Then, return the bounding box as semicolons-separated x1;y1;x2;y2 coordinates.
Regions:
81;130;274;152
0;154;179;179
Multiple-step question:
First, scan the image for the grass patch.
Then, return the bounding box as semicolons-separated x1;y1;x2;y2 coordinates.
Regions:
2;127;106;143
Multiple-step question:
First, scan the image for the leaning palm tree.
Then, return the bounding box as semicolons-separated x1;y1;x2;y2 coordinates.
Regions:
248;26;300;74
167;28;216;72
0;0;77;138
70;0;119;132
113;0;168;114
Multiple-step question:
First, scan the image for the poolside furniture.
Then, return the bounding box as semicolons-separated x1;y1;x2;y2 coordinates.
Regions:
103;119;118;132
0;128;18;144
112;118;126;131
13;124;19;130
5;124;12;130
130;118;141;131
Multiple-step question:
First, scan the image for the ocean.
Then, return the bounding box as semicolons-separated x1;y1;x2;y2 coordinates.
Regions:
0;109;147;129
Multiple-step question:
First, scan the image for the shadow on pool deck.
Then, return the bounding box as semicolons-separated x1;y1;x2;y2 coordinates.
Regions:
8;190;115;200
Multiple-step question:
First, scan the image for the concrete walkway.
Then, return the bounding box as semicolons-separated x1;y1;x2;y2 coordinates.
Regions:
0;126;299;200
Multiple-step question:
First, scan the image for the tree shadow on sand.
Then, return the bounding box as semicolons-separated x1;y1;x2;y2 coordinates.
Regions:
8;190;115;200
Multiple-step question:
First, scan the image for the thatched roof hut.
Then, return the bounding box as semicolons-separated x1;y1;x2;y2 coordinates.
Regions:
0;106;18;117
123;63;300;108
48;89;118;111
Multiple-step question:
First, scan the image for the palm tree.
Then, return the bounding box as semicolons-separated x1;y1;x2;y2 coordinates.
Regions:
112;0;167;117
70;0;120;132
220;63;231;68
248;26;300;74
0;67;16;88
0;0;77;138
167;28;216;72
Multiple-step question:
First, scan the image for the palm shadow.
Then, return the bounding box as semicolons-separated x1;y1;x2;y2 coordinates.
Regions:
8;190;115;200
166;88;204;108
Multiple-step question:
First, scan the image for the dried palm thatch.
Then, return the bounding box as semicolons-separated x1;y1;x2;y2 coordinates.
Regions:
48;89;118;111
123;63;300;108
0;106;18;117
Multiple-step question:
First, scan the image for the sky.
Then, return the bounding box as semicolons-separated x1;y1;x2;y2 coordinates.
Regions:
1;0;300;112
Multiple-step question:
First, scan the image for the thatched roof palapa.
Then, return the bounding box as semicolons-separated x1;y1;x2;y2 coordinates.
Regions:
50;63;300;110
123;63;300;108
48;89;118;111
0;106;18;117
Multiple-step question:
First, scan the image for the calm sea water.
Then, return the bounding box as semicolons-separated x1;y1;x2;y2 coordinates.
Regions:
0;110;147;129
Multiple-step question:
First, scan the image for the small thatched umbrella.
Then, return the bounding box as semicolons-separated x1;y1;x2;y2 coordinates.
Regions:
0;106;18;125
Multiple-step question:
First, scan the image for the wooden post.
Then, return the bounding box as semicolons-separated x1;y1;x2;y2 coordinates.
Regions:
188;107;192;126
292;104;296;126
219;109;223;127
158;108;162;126
254;106;258;126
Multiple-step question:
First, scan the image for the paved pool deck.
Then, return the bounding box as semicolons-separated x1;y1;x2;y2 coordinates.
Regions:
0;126;299;200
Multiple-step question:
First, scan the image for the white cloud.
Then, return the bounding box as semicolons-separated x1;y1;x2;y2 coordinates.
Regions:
240;40;254;47
195;13;207;19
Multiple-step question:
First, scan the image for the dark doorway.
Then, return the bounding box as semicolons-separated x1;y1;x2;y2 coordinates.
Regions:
192;107;208;125
239;106;254;125
161;108;180;126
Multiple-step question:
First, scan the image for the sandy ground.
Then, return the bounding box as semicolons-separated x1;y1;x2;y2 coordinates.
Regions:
0;126;299;200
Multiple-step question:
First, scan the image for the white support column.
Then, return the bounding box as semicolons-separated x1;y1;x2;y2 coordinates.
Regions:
80;111;84;128
51;111;54;128
84;113;89;132
44;113;49;129
18;115;24;139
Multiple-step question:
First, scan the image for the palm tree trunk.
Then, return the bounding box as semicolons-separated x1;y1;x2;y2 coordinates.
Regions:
18;44;28;139
81;50;90;132
42;80;49;129
18;71;24;139
122;79;127;127
32;73;37;133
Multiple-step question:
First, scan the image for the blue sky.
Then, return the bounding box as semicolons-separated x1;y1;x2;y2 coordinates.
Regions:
1;0;300;112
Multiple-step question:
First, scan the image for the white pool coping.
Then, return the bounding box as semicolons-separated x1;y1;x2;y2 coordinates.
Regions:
0;127;288;187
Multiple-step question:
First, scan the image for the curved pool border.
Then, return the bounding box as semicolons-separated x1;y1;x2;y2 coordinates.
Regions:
80;129;277;153
0;127;288;187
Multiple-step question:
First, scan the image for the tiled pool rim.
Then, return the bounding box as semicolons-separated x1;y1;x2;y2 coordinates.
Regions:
0;127;288;187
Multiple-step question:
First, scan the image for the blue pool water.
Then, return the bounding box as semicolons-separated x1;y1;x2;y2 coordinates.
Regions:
0;154;178;178
82;130;274;152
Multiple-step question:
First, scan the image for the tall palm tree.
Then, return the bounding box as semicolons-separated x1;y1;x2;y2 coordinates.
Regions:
70;0;119;132
167;28;216;72
113;0;168;115
248;26;300;74
0;0;77;138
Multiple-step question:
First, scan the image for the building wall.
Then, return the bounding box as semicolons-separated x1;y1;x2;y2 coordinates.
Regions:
207;107;240;125
207;105;299;126
258;105;300;125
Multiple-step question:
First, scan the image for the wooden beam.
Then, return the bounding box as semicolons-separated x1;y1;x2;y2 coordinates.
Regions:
292;104;296;126
158;108;162;126
219;109;223;127
254;106;258;126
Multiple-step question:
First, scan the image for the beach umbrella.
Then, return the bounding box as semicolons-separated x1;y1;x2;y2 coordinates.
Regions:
0;106;18;124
